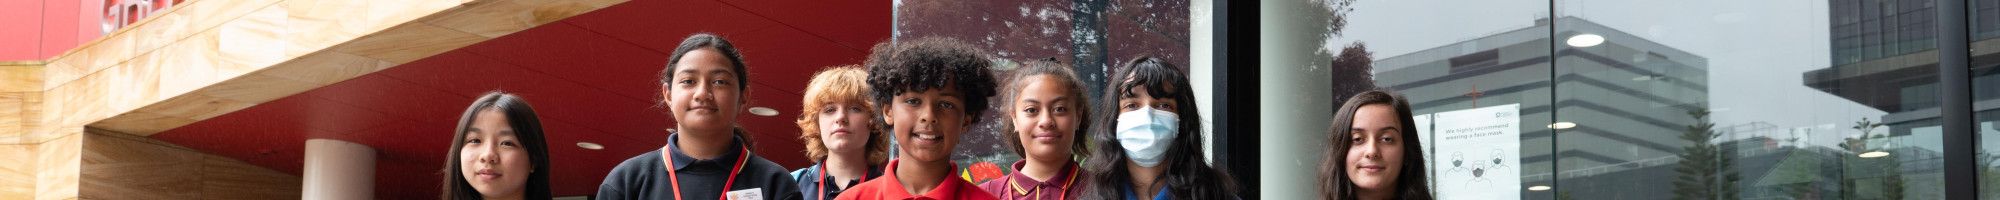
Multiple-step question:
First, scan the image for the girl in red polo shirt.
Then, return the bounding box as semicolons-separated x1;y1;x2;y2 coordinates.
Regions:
979;58;1092;200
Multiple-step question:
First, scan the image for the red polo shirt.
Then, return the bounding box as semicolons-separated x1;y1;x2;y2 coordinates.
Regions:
834;159;999;200
976;161;1086;200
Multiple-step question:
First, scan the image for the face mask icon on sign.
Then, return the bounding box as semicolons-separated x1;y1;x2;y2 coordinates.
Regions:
1463;163;1494;189
1445;152;1470;174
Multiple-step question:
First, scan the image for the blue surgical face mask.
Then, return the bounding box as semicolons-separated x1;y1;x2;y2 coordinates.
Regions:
1115;107;1179;167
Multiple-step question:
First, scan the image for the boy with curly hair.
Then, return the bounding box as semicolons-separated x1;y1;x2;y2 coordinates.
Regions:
835;37;1001;200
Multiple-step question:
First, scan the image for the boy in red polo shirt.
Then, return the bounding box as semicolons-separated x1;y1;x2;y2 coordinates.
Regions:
835;37;1000;200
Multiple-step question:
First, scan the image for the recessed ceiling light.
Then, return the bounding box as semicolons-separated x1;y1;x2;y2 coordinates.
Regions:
1528;185;1552;191
1567;34;1604;47
576;142;603;150
1859;151;1890;158
748;107;779;117
1548;122;1577;130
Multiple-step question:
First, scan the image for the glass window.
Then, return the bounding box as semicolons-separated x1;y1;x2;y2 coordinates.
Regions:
1551;1;1945;199
1970;0;2000;198
1258;0;1552;199
1264;0;1956;199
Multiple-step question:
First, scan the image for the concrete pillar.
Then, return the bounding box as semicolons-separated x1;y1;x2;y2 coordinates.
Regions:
302;139;375;200
1258;0;1337;199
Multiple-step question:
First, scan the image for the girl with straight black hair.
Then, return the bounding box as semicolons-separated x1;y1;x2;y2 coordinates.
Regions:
595;33;801;200
442;91;553;200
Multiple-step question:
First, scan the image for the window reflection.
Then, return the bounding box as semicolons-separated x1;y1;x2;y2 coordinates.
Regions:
1967;0;2000;198
1289;0;1958;199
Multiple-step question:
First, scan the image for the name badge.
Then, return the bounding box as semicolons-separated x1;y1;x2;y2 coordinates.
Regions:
726;188;764;200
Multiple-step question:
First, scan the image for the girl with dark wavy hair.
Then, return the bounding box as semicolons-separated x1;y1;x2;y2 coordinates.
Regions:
1318;90;1434;200
1081;56;1240;200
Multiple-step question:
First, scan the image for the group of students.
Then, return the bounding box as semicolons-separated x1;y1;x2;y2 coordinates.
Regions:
435;33;1241;200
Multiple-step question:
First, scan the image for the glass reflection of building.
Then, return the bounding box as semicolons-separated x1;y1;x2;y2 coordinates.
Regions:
1371;14;1964;199
1809;0;1952;141
1816;0;2000;145
1371;16;1710;199
1814;0;2000;142
1806;0;1999;198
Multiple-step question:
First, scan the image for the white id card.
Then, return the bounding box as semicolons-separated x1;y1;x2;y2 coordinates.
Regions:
726;188;764;200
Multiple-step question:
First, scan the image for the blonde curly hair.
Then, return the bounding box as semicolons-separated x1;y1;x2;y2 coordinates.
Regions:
796;66;890;165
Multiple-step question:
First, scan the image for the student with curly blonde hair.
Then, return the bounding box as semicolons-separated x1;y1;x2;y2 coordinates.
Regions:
791;66;892;200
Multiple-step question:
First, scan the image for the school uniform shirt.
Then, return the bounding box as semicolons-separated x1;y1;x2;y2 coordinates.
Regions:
1120;183;1170;200
596;131;802;200
832;159;1000;200
976;161;1086;200
790;163;884;200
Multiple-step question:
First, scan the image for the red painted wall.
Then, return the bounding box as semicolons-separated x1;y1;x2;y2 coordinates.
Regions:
1;0;102;61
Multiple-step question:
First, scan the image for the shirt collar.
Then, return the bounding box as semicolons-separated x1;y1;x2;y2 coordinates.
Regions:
665;130;746;171
880;159;966;199
1122;182;1171;200
1004;160;1079;189
812;163;885;190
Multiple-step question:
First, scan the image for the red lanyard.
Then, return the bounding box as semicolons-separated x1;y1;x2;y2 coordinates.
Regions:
815;164;873;200
664;146;751;200
1007;166;1079;200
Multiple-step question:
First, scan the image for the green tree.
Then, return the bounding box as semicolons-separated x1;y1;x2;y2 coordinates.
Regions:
1838;117;1901;199
1319;0;1372;103
1673;108;1739;200
1328;42;1377;102
1980;151;2000;199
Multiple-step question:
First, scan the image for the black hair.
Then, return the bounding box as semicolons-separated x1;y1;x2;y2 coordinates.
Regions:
442;91;552;200
657;33;754;146
1082;56;1239;200
999;58;1092;158
862;37;999;120
1319;90;1433;200
659;33;750;93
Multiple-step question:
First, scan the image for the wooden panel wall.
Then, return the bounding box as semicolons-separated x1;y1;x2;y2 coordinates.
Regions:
0;143;33;199
79;129;300;199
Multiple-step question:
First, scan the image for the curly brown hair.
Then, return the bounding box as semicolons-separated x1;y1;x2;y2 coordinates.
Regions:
863;37;999;119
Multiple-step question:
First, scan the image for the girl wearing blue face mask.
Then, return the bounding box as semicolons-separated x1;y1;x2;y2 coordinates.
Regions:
1081;56;1240;200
